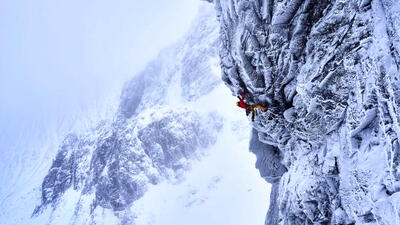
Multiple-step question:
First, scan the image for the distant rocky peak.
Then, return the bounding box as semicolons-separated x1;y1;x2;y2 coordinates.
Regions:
34;5;223;223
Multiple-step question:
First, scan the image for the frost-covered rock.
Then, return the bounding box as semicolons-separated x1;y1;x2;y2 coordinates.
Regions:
213;0;400;224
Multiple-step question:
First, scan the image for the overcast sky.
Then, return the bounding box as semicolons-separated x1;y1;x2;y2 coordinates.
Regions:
0;0;201;153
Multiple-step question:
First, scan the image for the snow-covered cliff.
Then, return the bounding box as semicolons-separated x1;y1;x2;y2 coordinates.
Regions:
214;0;400;224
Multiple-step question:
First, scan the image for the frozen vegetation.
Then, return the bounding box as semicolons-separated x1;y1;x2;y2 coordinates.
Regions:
213;0;400;224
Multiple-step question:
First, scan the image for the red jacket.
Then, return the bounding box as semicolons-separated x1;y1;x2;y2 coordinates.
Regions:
237;93;249;109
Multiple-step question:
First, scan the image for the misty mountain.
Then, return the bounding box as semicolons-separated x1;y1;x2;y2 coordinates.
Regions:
28;6;224;225
1;4;270;225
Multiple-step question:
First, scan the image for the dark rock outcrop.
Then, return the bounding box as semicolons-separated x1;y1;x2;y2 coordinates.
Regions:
36;110;220;214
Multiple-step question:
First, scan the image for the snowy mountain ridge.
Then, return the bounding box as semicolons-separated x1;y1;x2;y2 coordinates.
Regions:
0;5;224;225
0;4;273;225
30;7;223;224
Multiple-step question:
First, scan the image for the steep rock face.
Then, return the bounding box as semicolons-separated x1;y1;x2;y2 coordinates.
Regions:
214;0;400;224
37;110;220;213
33;6;223;224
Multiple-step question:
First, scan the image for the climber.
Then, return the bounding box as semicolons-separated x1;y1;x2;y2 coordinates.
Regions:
236;92;248;109
236;92;266;121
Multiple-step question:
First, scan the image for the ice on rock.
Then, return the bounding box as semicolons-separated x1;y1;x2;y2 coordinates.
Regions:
213;0;400;224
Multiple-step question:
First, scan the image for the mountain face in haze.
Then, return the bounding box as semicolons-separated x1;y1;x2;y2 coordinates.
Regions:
214;0;400;224
32;7;223;224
